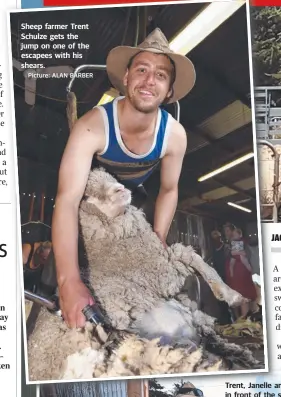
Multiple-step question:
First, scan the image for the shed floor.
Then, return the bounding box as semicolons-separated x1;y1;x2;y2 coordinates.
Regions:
225;336;265;369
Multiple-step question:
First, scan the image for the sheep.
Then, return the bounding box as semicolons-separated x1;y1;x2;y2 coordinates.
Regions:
79;169;244;326
26;168;262;382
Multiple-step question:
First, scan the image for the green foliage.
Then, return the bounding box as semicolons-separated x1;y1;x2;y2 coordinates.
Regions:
148;379;193;397
171;380;186;396
148;379;173;397
251;7;281;85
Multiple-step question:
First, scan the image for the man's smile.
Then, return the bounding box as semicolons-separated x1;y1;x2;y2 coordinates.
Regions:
137;89;155;97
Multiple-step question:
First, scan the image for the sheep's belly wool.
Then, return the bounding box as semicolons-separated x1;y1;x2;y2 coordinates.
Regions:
79;198;244;331
83;236;192;329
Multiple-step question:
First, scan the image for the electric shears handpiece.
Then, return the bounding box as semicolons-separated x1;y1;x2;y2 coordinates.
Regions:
82;304;108;327
24;290;110;331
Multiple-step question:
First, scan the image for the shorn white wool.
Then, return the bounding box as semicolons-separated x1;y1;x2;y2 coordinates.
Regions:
62;348;105;380
60;331;223;379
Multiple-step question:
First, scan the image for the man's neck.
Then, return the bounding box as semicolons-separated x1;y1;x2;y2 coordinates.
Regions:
118;97;158;135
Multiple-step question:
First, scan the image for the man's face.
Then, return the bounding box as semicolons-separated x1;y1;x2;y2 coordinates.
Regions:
123;51;173;113
211;231;221;243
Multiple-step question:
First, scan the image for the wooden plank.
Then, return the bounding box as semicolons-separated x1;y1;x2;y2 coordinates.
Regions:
25;300;33;322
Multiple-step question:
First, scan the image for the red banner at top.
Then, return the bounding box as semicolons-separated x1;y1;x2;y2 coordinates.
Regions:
251;0;281;4
44;0;281;6
44;0;281;7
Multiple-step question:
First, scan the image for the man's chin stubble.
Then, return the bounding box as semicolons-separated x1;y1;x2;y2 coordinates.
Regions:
131;98;160;114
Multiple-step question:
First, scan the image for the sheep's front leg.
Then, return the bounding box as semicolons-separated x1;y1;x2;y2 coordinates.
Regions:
170;243;246;307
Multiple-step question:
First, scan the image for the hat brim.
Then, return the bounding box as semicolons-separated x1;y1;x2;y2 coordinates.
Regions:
106;45;196;104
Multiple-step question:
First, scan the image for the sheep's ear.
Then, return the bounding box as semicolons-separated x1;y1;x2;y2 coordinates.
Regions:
86;196;114;217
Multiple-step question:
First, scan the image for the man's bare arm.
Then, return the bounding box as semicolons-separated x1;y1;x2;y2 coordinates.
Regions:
52;108;104;327
153;123;187;245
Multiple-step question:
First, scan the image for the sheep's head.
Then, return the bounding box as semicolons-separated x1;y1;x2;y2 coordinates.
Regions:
84;168;132;218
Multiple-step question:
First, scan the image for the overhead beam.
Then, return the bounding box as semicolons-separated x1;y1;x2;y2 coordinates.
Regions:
179;176;255;208
197;100;252;139
180;142;254;186
176;208;217;221
213;176;256;200
182;118;253;156
196;62;251;108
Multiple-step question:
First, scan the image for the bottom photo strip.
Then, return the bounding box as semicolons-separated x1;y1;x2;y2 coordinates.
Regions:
25;373;281;397
21;334;270;397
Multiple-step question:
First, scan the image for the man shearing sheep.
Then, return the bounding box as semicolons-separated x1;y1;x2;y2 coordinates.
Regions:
52;28;196;328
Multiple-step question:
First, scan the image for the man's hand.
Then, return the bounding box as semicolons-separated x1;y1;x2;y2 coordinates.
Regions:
58;278;94;328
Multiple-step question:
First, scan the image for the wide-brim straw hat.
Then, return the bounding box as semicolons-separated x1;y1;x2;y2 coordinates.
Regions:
106;28;196;104
176;382;204;397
